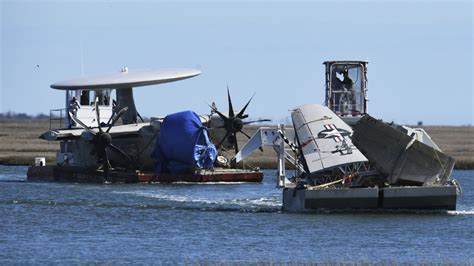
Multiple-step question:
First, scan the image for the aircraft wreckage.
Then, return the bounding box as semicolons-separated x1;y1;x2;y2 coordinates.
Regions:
236;61;459;211
27;67;268;183
27;61;459;211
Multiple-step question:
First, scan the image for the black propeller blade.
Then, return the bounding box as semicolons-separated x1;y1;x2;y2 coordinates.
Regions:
211;88;271;156
108;143;133;163
239;130;252;139
208;103;227;121
93;97;102;133
70;103;134;181
106;107;129;133
236;93;255;118
242;119;271;125
232;133;239;155
216;131;231;150
227;86;235;118
69;112;96;136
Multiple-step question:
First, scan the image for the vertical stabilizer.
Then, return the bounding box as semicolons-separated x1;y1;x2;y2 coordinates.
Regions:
291;104;367;174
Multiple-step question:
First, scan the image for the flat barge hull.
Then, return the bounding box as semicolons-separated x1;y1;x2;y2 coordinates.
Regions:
27;166;263;183
283;186;457;212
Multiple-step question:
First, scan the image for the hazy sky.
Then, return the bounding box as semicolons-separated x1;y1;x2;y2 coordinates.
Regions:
1;0;472;125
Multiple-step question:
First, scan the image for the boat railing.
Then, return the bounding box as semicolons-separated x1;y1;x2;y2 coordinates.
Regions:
49;108;67;129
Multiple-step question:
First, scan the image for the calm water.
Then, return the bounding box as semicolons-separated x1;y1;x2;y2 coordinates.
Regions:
0;166;473;264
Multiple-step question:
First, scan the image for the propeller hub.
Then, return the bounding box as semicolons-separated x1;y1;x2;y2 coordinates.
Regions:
99;133;112;146
231;118;243;132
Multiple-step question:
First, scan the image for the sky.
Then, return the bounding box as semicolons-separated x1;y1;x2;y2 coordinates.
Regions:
1;0;472;125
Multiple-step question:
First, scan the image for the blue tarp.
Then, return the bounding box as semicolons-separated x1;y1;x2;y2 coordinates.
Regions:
152;111;217;174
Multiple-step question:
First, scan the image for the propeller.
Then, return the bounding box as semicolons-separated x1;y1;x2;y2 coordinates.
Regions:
210;87;271;155
69;97;132;180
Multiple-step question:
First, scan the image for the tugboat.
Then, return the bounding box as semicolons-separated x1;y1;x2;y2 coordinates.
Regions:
235;61;459;211
27;67;263;183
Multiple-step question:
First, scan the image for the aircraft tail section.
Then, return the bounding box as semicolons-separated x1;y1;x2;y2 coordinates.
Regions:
291;104;368;174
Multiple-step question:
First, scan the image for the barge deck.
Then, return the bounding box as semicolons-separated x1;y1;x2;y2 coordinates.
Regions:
27;165;263;183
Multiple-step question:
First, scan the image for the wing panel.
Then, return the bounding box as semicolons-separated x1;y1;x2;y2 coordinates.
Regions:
291;104;367;174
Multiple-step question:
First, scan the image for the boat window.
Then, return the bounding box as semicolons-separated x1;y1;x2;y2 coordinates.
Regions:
80;90;90;106
93;90;111;106
104;89;111;106
329;64;364;116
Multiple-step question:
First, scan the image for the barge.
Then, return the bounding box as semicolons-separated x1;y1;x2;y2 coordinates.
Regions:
283;186;457;211
235;61;459;211
27;165;262;183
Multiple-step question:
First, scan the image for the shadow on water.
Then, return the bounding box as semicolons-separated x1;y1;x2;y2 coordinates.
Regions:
0;180;26;183
3;197;473;216
0;198;281;213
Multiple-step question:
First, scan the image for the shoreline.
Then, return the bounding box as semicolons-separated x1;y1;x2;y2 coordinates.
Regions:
1;118;473;170
1;157;473;170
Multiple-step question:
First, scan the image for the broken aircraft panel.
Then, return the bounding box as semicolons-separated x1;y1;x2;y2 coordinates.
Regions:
291;104;368;174
352;115;455;186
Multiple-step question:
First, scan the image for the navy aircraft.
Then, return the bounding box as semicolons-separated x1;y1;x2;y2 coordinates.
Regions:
40;67;267;179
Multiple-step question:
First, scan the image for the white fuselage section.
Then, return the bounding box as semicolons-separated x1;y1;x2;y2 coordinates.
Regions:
65;89;113;128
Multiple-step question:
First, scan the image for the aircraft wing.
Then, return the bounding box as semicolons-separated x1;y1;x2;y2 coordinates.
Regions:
40;123;147;141
291;104;367;174
40;128;84;141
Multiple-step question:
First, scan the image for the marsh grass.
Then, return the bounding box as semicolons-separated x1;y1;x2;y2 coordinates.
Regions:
0;119;58;165
0;119;472;169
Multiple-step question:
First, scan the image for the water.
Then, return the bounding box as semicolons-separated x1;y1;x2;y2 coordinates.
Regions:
0;166;473;263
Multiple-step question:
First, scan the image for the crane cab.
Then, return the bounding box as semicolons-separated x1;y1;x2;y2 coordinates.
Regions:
323;61;368;125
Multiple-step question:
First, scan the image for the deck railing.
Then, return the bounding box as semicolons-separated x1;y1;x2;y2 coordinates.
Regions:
49;108;67;129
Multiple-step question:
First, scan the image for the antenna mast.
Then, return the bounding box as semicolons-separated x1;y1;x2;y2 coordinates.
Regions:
80;41;84;77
